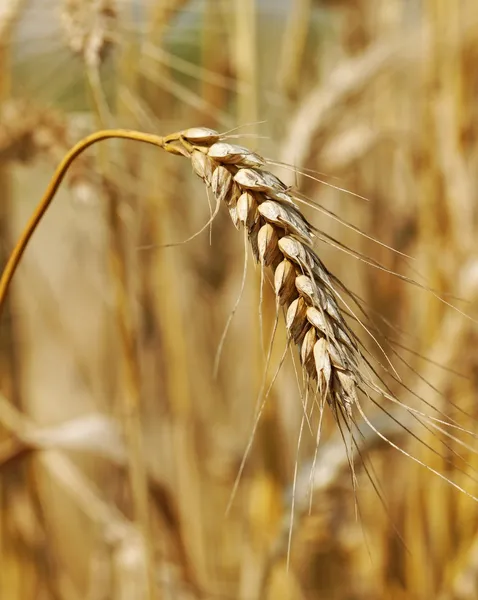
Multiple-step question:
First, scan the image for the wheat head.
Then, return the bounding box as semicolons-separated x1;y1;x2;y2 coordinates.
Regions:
168;127;364;420
0;100;98;203
1;126;477;528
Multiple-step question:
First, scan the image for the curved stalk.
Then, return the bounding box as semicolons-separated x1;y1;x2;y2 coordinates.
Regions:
0;129;171;314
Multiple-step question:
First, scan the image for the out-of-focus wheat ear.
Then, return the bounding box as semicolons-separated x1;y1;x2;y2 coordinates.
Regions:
0;100;97;203
0;0;25;43
280;36;416;182
60;0;117;68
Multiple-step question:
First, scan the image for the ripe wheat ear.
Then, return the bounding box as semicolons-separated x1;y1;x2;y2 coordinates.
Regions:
1;126;476;504
0;126;365;422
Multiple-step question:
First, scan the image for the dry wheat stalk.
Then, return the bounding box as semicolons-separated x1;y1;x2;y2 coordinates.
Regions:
60;0;117;68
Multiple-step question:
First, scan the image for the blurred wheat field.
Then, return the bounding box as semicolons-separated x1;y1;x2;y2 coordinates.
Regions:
1;0;478;599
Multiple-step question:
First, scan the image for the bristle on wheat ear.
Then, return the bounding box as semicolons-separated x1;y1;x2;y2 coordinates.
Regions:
172;128;363;417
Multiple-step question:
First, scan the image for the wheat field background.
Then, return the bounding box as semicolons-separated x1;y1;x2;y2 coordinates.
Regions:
1;1;478;599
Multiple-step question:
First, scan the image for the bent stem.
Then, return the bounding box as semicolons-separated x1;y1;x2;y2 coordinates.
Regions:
0;129;180;314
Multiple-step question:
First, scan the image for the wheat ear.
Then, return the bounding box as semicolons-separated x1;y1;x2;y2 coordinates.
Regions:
6;126;478;512
186;130;364;415
60;0;117;68
0;127;367;424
